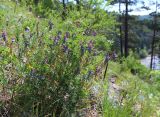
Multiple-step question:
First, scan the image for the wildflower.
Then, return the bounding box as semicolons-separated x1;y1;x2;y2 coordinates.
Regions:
57;35;61;40
62;44;68;53
80;42;85;56
48;20;54;30
104;54;110;64
85;29;90;36
92;31;97;36
63;35;67;43
25;26;30;32
65;32;70;38
87;40;93;53
112;51;118;60
54;36;59;45
11;38;15;43
80;45;85;56
2;31;7;41
88;70;94;77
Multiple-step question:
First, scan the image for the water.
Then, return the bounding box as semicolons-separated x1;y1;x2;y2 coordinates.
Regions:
141;55;160;70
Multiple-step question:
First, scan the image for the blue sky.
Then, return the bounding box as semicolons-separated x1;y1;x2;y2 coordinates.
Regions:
63;0;160;15
106;0;160;15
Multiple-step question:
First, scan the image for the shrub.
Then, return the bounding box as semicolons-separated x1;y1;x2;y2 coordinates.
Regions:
121;52;150;79
139;48;148;59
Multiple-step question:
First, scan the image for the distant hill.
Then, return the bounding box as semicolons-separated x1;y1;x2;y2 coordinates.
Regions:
137;15;152;20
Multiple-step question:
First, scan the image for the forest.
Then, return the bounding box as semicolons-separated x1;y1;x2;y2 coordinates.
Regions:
0;0;160;117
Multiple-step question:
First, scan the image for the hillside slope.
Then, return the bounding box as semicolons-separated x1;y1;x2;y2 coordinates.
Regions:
0;1;160;117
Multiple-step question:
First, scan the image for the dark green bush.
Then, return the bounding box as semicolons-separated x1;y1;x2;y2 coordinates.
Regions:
139;48;148;59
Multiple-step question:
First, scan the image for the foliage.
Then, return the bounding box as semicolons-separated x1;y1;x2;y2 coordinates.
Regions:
139;48;148;59
103;61;160;117
0;1;114;116
120;52;150;79
0;0;160;117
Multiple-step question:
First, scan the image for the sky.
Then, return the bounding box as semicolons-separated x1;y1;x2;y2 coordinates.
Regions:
63;0;160;16
106;0;160;15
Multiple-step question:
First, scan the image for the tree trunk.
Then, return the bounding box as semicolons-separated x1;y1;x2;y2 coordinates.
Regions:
120;23;123;57
150;24;156;70
150;1;157;70
119;0;123;57
150;24;156;69
124;0;129;57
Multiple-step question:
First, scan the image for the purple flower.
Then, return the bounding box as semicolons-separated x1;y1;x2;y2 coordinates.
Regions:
87;40;93;53
57;35;61;40
85;29;90;36
86;70;94;79
2;31;7;41
25;27;30;32
63;36;67;43
104;54;110;64
80;42;85;56
88;70;94;76
58;31;62;35
92;31;97;36
65;32;70;38
54;36;59;45
11;38;15;43
80;45;85;56
112;51;118;60
48;20;54;30
62;44;68;53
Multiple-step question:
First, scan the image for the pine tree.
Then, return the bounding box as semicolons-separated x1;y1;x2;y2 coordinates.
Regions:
124;0;129;57
150;0;160;70
119;0;123;57
109;0;137;57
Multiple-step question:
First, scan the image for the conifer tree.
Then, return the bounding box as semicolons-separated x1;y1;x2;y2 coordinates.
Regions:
150;0;160;69
109;0;137;57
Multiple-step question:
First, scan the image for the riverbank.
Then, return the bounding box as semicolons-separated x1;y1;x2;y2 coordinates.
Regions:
141;55;160;70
